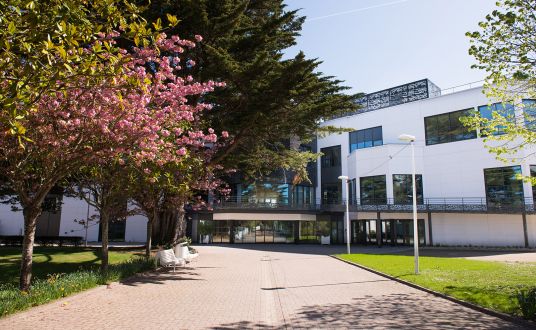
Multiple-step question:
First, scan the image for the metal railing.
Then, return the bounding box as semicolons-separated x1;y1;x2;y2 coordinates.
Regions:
210;196;536;214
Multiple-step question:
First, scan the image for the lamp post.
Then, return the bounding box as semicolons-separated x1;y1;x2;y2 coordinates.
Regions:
398;134;419;275
338;175;351;254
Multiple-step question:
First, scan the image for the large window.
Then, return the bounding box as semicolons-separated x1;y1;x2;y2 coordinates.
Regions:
321;183;341;204
360;175;386;205
321;146;341;168
523;99;536;131
393;174;423;205
349;126;383;152
484;165;524;208
478;102;515;135
424;109;477;145
293;185;314;205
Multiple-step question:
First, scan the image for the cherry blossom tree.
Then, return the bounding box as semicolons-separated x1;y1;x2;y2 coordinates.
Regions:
0;32;224;290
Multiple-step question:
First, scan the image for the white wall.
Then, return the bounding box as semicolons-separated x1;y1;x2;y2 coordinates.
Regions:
317;86;536;247
0;202;24;235
58;197;100;241
0;195;149;243
432;213;526;247
318;87;536;200
125;214;148;242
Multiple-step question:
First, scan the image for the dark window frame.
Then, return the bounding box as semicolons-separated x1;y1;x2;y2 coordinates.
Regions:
477;102;515;136
321;146;341;168
392;174;424;205
424;108;477;146
349;126;383;152
359;175;387;205
483;165;524;208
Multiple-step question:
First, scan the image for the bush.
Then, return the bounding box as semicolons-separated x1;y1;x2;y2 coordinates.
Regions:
517;288;536;320
0;256;155;318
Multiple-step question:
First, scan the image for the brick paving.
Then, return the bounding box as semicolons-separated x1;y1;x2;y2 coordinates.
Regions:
0;245;528;329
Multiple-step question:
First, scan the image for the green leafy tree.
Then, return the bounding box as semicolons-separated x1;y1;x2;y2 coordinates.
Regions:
139;0;360;182
464;0;536;164
0;0;158;140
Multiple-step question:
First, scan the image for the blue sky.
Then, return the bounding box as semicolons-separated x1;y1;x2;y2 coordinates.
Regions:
283;0;497;94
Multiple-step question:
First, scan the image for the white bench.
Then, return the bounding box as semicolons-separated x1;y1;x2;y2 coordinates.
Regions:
156;249;186;272
174;244;199;263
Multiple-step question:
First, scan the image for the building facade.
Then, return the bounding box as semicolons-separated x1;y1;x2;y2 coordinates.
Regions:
1;79;535;247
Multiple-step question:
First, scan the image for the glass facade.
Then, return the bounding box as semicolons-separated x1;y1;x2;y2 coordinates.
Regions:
321;183;340;204
484;165;524;208
199;219;345;244
320;146;341;168
478;102;515;135
348;178;357;205
241;183;289;205
359;175;387;204
424;109;477;145
351;219;426;246
393;174;423;204
349;126;383;152
523;99;536;130
293;185;314;205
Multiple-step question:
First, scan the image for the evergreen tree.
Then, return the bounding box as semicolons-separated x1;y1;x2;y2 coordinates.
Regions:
140;0;359;181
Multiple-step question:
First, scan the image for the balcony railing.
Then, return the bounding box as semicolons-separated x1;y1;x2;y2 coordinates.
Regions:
210;197;536;214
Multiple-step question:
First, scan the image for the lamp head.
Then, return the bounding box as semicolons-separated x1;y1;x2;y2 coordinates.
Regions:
398;134;416;142
338;175;349;180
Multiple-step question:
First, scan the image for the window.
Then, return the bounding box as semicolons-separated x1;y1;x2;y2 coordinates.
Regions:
294;185;314;205
531;165;536;203
348;178;357;205
321;146;341;168
393;174;423;204
478;102;515;135
321;183;341;204
349;126;382;152
360;175;386;205
484;165;524;208
523;99;536;131
424;109;477;145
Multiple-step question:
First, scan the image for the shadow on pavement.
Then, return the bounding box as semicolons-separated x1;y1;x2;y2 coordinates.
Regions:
212;293;527;330
120;267;204;286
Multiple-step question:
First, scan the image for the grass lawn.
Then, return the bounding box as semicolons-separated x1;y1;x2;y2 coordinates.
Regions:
0;247;143;285
337;254;536;316
0;246;152;317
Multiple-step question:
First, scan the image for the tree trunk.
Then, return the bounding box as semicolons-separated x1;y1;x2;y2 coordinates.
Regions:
172;202;186;243
100;212;109;273
145;209;157;258
19;206;42;291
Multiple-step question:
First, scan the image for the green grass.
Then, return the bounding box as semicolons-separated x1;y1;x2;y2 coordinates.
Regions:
337;254;536;317
0;247;155;317
0;247;141;285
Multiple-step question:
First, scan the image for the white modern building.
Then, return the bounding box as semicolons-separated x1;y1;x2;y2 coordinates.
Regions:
1;79;535;247
317;79;536;248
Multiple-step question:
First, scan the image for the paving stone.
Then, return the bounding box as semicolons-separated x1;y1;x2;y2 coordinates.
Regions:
0;245;527;329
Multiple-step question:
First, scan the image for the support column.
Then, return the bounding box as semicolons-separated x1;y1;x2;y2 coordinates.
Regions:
376;211;381;247
522;212;529;248
427;211;433;246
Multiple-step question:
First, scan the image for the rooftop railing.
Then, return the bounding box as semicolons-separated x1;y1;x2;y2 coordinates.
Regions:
210;196;536;214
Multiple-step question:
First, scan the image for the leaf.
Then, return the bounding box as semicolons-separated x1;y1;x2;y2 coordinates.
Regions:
8;21;15;34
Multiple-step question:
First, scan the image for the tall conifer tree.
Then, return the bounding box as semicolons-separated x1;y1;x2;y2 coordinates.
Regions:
141;0;360;180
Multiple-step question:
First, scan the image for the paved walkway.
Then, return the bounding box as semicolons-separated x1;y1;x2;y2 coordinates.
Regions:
0;245;528;329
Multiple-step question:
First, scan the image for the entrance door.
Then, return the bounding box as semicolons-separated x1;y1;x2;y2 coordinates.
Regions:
351;220;367;244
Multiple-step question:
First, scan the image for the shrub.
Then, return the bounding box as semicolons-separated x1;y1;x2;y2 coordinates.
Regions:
0;256;155;318
517;288;536;320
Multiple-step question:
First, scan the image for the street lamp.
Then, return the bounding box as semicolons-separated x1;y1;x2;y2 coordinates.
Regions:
398;133;419;275
338;175;351;254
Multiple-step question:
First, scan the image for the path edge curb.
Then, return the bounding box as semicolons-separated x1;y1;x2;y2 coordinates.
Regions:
330;255;535;329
